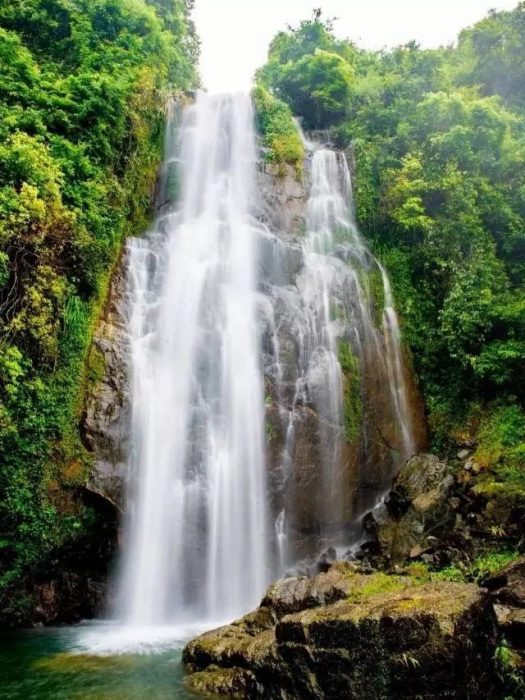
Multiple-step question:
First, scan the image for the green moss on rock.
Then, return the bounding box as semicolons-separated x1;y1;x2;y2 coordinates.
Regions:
367;266;386;328
338;340;362;443
186;667;254;698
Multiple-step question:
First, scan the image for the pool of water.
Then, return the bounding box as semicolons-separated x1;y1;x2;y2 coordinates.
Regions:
0;623;209;700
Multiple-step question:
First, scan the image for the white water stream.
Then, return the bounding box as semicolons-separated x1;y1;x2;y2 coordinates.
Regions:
118;93;269;630
270;131;416;556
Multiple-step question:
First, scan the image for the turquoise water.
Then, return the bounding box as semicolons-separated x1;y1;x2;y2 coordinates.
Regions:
0;624;203;700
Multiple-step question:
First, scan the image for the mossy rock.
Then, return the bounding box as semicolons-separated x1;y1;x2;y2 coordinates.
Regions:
365;454;456;564
186;667;255;698
184;570;499;699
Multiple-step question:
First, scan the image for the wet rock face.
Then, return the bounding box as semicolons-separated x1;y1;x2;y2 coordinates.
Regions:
256;162;307;239
183;566;499;700
257;156;428;567
83;253;130;511
32;574;108;625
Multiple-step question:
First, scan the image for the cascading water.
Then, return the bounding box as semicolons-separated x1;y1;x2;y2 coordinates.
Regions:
379;264;416;459
119;93;269;630
260;131;418;566
302;143;416;532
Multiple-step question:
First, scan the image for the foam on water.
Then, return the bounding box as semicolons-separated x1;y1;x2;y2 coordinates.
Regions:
75;620;222;656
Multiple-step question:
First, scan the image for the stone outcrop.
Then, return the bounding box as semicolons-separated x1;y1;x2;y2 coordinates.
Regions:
183;565;498;700
83;252;130;511
32;573;108;626
256;161;307;239
361;454;455;565
485;557;525;650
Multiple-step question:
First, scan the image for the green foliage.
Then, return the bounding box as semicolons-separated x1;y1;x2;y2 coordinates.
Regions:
472;404;525;514
268;49;353;129
346;572;409;600
265;420;278;443
494;639;525;696
475;405;525;471
338;340;362;442
456;3;525;110
252;84;304;177
0;0;198;620
367;267;386;327
256;11;355;128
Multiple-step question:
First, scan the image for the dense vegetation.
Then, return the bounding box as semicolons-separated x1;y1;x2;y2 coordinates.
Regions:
256;5;525;518
0;0;199;623
253;84;304;177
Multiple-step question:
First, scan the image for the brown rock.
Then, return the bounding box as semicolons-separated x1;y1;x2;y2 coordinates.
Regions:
183;570;498;700
486;557;525;608
367;455;455;564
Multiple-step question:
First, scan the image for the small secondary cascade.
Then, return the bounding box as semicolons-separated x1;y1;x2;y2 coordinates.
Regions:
302;143;415;527
118;93;269;628
260;130;417;568
380;264;416;459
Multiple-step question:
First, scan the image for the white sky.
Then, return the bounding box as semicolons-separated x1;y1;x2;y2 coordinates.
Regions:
192;0;519;92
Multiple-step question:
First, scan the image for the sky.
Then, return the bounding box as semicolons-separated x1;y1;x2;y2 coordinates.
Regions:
192;0;519;92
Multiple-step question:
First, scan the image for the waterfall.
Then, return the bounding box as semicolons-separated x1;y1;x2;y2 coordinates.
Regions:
79;97;420;656
261;132;417;566
379;263;416;459
119;93;269;628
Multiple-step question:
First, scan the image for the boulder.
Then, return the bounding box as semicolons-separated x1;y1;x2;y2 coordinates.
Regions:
363;455;455;564
316;546;337;573
493;605;525;648
260;567;354;619
485;557;525;608
485;557;525;647
183;568;498;700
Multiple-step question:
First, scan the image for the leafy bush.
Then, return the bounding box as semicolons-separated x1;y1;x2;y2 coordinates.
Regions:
252;84;304;177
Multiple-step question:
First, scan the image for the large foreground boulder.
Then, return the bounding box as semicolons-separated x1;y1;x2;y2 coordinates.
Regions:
183;566;498;699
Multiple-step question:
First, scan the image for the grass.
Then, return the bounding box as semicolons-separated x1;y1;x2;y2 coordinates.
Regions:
411;550;520;584
347;572;409;601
